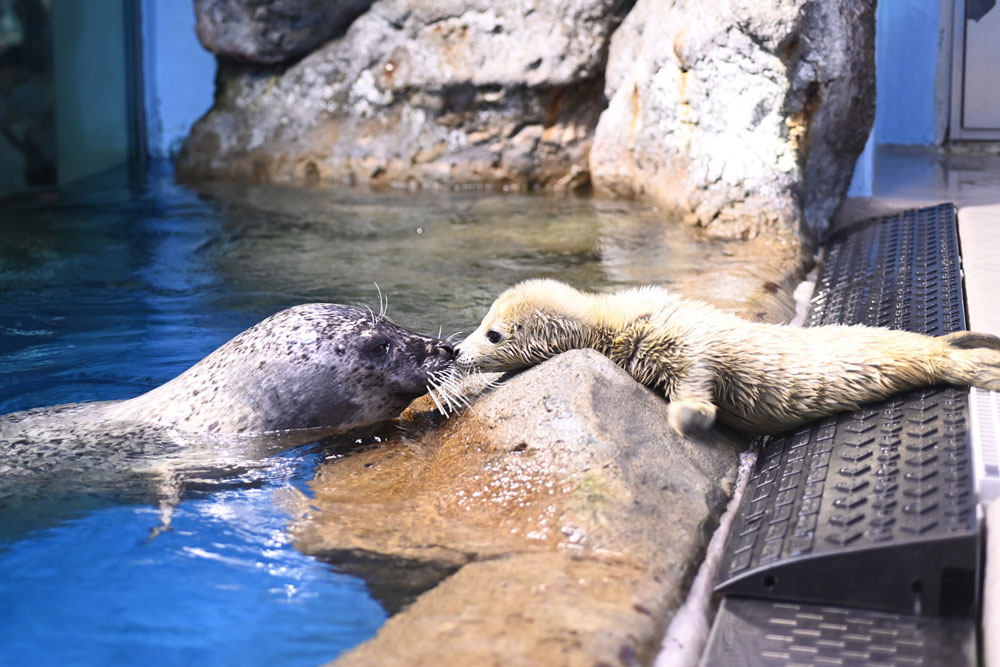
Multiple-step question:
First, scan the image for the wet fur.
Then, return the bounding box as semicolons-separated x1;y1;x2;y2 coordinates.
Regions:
456;279;1000;436
0;304;454;538
104;304;455;433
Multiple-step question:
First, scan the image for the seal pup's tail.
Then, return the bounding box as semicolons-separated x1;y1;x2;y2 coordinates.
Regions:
939;331;1000;391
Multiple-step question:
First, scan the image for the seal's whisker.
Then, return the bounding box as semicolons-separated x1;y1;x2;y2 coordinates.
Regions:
444;385;471;409
428;371;460;415
426;386;448;416
428;367;473;415
443;392;463;413
433;376;458;399
433;370;471;411
364;305;377;327
438;373;467;398
374;282;382;317
442;391;459;413
472;368;501;390
445;331;464;344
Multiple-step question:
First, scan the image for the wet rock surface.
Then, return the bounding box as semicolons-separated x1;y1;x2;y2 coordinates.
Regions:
590;0;876;243
292;350;744;664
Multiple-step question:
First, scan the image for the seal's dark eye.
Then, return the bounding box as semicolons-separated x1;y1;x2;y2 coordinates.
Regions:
370;341;391;357
486;330;502;344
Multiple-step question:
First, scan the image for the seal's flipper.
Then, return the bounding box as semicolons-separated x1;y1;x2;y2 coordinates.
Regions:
941;344;1000;391
147;470;182;542
943;330;1000;351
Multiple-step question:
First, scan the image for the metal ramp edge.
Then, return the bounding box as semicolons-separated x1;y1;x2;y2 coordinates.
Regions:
702;204;982;666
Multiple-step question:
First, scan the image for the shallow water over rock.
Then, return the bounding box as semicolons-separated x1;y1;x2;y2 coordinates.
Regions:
191;179;804;330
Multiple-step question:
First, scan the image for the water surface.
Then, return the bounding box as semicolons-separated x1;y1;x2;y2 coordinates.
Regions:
0;164;748;665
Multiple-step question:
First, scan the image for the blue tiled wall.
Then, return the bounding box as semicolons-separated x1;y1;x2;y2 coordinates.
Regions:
141;1;216;160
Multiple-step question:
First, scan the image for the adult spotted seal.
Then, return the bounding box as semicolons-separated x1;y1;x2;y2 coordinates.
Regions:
3;303;455;440
455;279;1000;436
103;303;456;433
0;304;454;537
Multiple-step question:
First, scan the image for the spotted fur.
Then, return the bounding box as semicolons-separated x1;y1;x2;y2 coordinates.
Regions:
456;279;1000;436
0;304;454;537
2;304;454;479
104;304;454;433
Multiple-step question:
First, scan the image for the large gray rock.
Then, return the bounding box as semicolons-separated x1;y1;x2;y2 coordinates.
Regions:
194;0;374;64
179;0;874;246
291;349;744;664
590;0;875;242
177;0;630;190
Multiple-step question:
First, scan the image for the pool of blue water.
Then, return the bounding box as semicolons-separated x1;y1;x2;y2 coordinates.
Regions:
0;163;734;665
0;168;394;666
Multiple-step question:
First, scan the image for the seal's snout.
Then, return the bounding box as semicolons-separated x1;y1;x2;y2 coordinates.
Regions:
436;341;455;358
422;339;455;364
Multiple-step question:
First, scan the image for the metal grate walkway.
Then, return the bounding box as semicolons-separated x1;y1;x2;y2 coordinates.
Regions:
702;204;981;666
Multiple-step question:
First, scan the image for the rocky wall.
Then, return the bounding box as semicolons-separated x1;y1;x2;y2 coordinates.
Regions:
590;0;876;241
178;0;874;244
178;0;631;192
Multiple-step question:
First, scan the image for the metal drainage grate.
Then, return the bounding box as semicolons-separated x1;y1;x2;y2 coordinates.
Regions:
702;205;980;667
970;386;1000;504
700;597;976;667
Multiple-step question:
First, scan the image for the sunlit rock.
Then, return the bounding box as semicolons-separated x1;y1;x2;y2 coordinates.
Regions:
590;0;876;243
292;349;743;664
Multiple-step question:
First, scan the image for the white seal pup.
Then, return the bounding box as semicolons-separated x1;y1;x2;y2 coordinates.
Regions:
455;279;1000;436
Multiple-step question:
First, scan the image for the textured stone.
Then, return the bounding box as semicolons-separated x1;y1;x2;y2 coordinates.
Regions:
194;0;374;64
335;555;668;667
292;349;744;664
177;0;631;191
179;0;874;245
590;0;876;243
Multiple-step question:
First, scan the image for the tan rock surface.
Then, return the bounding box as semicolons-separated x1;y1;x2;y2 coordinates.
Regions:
590;0;875;244
292;350;745;664
336;555;669;667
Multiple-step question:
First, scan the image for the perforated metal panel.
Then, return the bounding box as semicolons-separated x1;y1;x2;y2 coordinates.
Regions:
970;386;1000;504
714;204;980;617
700;597;976;667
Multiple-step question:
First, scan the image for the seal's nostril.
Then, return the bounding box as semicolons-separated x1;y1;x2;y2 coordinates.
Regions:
440;342;455;357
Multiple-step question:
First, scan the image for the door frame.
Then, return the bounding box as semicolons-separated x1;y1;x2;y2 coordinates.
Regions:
950;0;1000;140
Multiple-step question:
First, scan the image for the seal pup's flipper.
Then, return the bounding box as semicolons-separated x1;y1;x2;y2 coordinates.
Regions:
940;332;1000;391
